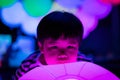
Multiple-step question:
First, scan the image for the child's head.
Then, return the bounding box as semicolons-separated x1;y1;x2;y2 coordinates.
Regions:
37;11;84;65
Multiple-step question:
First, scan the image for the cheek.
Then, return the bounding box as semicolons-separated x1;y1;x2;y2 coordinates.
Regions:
43;49;57;57
42;47;79;64
68;50;78;61
43;50;58;64
67;47;79;55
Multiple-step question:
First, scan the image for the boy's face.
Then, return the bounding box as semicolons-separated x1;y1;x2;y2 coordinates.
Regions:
38;36;79;65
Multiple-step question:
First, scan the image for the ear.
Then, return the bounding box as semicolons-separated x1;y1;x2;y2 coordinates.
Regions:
38;41;44;53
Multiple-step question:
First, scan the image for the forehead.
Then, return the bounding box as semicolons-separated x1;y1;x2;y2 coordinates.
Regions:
44;37;79;45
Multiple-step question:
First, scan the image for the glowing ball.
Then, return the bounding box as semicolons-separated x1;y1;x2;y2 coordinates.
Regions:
0;34;11;59
75;10;98;39
19;61;119;80
100;0;120;5
82;0;112;19
0;0;17;7
56;0;83;9
22;0;52;17
51;2;76;14
1;2;27;28
9;36;35;67
21;16;41;36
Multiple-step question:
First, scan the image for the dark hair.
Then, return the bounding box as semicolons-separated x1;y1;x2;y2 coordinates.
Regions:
37;11;83;43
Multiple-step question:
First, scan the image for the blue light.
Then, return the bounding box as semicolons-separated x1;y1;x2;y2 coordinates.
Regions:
9;35;35;67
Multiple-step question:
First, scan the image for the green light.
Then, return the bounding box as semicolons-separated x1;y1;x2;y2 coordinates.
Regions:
22;0;52;17
0;0;17;7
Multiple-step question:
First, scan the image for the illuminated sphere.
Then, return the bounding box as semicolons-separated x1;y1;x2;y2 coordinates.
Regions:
19;61;119;80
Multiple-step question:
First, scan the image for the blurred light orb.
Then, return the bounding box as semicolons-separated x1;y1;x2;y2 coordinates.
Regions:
0;0;17;7
21;16;41;36
1;2;27;28
56;0;84;9
9;36;35;67
75;10;98;39
0;35;12;59
82;0;112;19
51;2;76;14
22;0;53;17
100;0;120;5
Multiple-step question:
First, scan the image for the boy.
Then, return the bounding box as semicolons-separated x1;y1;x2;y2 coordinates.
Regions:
14;11;90;80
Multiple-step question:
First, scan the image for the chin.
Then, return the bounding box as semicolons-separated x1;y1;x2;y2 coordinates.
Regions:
47;60;77;65
57;60;72;64
57;62;67;64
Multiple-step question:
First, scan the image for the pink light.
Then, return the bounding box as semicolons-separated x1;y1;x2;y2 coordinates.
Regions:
75;10;98;39
100;0;120;5
82;0;112;19
19;61;120;80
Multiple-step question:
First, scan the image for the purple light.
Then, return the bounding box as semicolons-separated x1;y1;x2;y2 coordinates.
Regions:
82;0;112;19
19;62;120;80
56;0;84;9
75;10;98;39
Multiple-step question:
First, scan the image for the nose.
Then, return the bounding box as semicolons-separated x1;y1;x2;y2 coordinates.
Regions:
60;49;65;53
59;48;67;54
58;49;68;59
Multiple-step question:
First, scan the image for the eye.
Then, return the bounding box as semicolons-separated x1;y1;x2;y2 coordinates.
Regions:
67;46;75;49
51;46;58;49
48;46;58;51
48;46;58;50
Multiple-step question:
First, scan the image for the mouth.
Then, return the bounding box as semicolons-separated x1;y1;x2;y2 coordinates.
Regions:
57;55;69;64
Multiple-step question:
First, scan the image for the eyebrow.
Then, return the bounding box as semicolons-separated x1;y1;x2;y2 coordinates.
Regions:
47;40;57;44
69;39;78;43
47;39;78;45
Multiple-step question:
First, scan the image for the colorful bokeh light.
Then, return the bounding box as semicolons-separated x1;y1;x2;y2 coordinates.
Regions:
0;0;112;38
22;0;53;17
21;16;41;36
9;36;35;67
0;0;17;7
76;10;98;39
56;0;84;9
82;0;112;19
100;0;120;5
1;2;27;28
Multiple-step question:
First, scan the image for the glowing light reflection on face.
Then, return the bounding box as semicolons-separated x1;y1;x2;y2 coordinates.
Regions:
39;37;79;65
